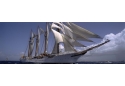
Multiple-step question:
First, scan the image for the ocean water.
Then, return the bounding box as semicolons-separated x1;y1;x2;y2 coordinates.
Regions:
0;61;34;64
0;61;125;64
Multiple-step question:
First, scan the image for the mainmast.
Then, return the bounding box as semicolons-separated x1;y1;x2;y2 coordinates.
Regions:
44;22;49;54
56;23;60;54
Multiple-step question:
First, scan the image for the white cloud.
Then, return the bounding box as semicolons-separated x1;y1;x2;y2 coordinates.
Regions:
59;44;65;53
59;44;64;50
77;29;125;61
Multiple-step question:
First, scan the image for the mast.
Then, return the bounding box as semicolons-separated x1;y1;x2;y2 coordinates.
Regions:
28;30;32;58
35;26;40;57
44;22;49;54
57;23;61;54
28;30;35;59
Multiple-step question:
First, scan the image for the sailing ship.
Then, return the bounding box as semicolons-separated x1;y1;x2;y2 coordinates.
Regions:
20;22;110;63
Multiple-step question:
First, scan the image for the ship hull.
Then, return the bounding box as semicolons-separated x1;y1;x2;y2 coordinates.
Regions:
20;40;110;64
20;53;82;64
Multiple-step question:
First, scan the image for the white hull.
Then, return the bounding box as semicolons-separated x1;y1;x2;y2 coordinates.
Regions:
20;53;82;63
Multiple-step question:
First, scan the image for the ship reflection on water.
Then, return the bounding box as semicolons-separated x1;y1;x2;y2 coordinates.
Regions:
0;60;125;64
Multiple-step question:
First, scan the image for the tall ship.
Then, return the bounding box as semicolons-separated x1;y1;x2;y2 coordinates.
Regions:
20;22;110;63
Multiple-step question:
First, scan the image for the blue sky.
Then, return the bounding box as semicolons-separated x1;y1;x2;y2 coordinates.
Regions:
0;22;125;61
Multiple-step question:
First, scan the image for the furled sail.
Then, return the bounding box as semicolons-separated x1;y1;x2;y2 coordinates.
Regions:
44;23;49;53
35;28;41;56
66;22;101;38
28;31;35;58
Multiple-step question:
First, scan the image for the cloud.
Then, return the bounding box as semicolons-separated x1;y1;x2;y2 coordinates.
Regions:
59;44;65;53
77;29;125;61
59;44;64;50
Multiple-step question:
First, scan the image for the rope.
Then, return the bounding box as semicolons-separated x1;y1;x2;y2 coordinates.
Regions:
49;35;54;54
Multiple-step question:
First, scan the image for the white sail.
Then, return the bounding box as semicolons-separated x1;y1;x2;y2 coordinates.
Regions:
35;28;41;56
51;29;63;44
63;24;93;42
51;29;63;54
62;34;85;47
51;29;77;54
66;22;101;38
62;35;77;53
51;23;62;30
51;23;65;34
28;31;35;58
45;22;101;54
53;22;64;30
